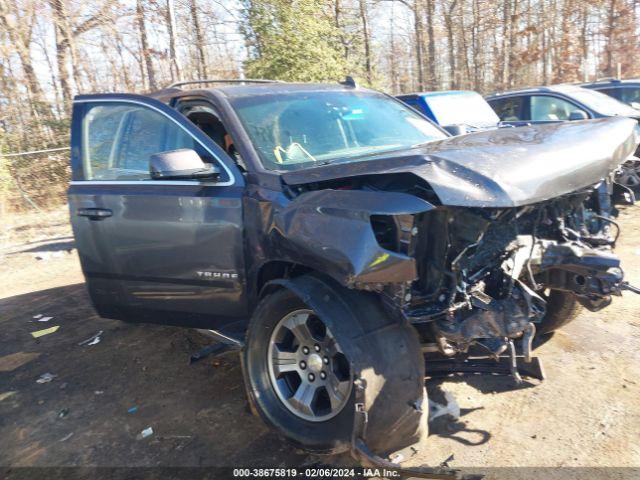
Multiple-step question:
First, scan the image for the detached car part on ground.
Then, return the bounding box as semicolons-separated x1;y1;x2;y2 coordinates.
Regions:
486;84;640;192
68;81;640;466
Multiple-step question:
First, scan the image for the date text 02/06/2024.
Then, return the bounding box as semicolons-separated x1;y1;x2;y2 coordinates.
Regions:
231;467;400;478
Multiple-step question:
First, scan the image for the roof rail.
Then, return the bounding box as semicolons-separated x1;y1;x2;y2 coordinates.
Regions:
167;78;282;89
593;77;620;83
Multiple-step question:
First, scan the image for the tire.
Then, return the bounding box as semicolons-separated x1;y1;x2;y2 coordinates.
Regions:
242;274;428;456
536;290;582;335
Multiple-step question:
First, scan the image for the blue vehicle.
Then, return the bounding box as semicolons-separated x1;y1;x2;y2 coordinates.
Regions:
581;78;640;109
397;90;501;135
486;85;640;188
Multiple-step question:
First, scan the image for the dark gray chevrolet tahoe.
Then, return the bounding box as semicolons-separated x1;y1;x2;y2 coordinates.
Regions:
68;79;639;459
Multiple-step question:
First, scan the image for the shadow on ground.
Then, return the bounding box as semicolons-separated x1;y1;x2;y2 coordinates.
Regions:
0;284;311;467
4;237;75;255
0;283;538;467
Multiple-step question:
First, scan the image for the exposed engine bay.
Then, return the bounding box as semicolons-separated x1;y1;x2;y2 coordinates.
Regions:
406;181;627;354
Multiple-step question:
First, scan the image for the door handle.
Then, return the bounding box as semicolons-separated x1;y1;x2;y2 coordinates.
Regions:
77;208;112;220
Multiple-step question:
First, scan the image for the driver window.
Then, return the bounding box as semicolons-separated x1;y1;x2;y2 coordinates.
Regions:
81;102;211;181
530;96;584;121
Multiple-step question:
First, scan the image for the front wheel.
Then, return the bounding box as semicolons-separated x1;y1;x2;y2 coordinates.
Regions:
536;290;583;335
615;159;640;189
242;275;428;455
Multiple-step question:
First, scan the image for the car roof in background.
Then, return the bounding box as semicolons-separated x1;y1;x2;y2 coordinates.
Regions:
581;78;640;87
398;90;480;99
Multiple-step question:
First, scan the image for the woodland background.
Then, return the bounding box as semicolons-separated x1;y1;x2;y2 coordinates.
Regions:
1;0;639;211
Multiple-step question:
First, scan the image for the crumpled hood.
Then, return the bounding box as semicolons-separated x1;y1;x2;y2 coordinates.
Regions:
282;117;638;207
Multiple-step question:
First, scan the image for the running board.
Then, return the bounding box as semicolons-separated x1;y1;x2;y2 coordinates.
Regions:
424;355;545;381
189;328;244;364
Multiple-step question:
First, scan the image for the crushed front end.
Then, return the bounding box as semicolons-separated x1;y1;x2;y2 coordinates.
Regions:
375;180;636;365
277;117;640;379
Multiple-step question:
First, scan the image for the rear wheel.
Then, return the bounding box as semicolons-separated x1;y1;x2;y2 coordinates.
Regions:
536;290;582;335
242;275;428;455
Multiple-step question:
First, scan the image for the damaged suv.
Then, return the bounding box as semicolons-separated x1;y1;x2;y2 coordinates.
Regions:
68;80;639;459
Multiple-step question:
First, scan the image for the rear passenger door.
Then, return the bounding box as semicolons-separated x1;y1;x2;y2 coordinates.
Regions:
68;94;247;330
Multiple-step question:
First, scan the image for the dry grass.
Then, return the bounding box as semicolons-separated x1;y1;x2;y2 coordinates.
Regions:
0;206;71;252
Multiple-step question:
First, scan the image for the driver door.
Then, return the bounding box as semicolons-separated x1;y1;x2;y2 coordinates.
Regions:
68;94;247;329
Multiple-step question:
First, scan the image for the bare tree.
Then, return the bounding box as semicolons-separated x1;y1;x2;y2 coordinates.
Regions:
48;1;113;109
166;0;181;82
443;0;458;88
359;0;373;84
137;0;157;90
190;0;208;79
0;0;51;118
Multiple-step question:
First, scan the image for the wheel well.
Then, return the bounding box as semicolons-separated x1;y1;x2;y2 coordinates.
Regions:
256;261;312;300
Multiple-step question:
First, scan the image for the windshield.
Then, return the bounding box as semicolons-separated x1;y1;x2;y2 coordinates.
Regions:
567;88;640;117
425;91;500;127
229;90;447;170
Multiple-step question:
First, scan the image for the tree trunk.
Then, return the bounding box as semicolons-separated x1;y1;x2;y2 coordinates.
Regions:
49;0;73;109
444;1;457;89
413;0;425;90
471;0;480;90
541;0;549;84
358;0;373;84
137;0;157;90
507;0;518;87
604;0;617;76
0;2;52;119
425;0;437;88
167;0;182;82
580;1;589;81
190;0;208;78
334;0;349;59
458;0;471;88
389;12;399;93
501;0;510;88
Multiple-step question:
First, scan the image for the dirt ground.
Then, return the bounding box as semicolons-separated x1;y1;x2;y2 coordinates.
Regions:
1;205;639;479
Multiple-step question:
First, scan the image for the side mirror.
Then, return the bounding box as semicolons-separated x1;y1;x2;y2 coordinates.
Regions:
569;110;588;121
150;149;220;180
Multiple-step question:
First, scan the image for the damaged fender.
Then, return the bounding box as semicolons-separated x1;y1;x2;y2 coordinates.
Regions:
272;189;434;287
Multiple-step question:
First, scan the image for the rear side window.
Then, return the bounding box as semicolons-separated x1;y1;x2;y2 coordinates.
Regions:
619;87;640;106
530;95;584;121
81;103;206;180
488;96;524;121
593;87;618;98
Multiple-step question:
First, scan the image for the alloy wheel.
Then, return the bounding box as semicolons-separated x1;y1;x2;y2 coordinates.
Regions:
267;309;352;422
